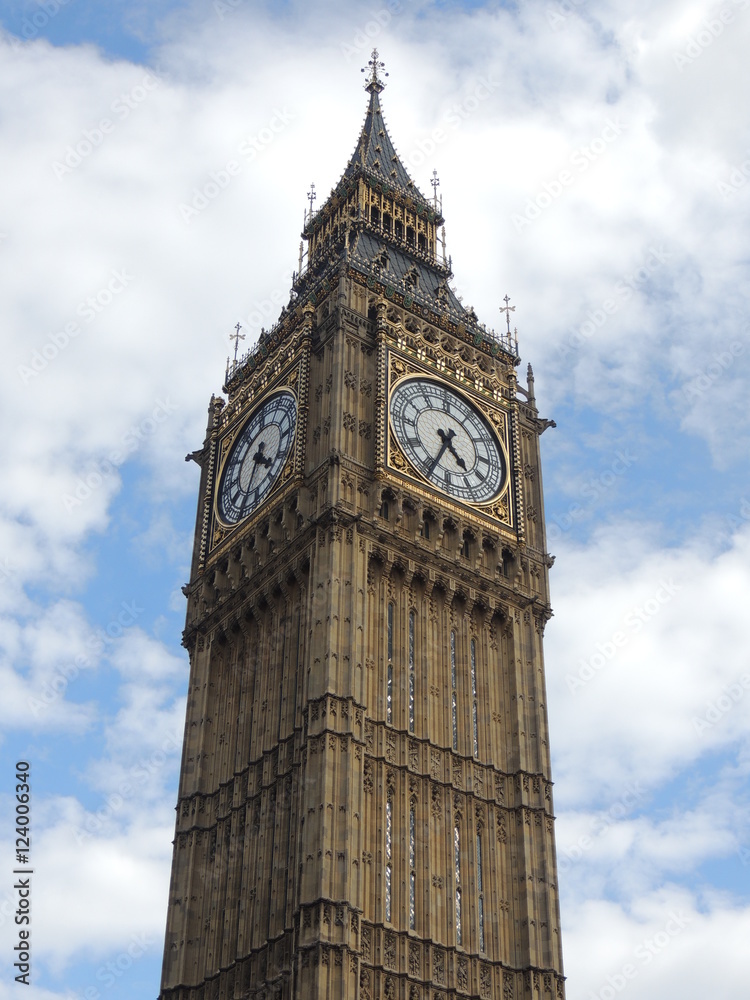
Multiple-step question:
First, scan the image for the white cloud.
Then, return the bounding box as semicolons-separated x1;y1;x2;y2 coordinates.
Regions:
547;521;750;801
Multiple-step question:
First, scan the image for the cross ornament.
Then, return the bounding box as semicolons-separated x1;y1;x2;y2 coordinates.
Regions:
230;322;246;363
500;294;515;335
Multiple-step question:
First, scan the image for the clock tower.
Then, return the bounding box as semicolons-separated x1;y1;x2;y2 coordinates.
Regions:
159;52;566;1000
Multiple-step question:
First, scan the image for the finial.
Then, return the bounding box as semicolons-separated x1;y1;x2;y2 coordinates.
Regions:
230;322;245;364
431;169;440;210
527;363;536;403
306;183;316;223
500;294;515;336
362;48;388;92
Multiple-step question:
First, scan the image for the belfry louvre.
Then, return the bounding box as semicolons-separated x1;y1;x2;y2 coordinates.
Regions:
159;51;566;1000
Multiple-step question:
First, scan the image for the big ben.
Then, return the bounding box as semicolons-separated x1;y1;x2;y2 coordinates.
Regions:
159;51;566;1000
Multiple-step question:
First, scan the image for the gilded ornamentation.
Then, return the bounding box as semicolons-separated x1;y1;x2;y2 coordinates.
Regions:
389;434;409;472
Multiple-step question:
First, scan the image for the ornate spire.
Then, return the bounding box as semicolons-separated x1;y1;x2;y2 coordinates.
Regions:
342;53;428;205
362;48;388;93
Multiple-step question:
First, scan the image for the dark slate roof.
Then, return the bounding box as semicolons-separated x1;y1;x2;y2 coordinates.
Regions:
349;230;467;322
342;87;430;206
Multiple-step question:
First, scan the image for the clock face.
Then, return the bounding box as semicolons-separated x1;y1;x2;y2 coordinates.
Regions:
389;378;506;504
217;390;297;524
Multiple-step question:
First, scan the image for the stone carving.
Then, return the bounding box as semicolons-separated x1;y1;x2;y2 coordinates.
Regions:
433;948;445;985
431;785;441;819
360;970;372;1000
362;925;372;960
363;760;374;794
480;965;492;998
457;957;468;991
496;813;507;843
409;942;420;976
384;931;396;968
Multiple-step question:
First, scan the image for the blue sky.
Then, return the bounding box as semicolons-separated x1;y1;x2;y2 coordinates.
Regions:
0;1;749;998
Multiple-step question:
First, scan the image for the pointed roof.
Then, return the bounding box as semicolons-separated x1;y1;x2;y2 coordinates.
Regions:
342;85;429;206
339;50;431;208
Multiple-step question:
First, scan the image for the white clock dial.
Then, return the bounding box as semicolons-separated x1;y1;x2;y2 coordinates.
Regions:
217;390;297;524
389;378;505;503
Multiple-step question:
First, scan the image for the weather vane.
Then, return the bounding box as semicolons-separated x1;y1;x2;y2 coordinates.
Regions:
361;48;388;90
230;322;245;363
307;183;316;220
500;294;516;335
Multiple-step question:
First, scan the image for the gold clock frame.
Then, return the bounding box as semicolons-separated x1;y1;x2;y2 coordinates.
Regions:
213;384;299;532
386;354;513;526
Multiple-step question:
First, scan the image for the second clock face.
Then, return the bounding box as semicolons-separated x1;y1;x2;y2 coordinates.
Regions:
217;390;297;524
389;378;506;504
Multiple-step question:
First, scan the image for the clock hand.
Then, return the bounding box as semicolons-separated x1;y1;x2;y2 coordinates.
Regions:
240;442;267;499
426;428;454;476
447;441;467;470
252;441;273;469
